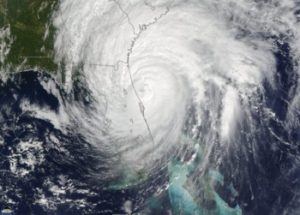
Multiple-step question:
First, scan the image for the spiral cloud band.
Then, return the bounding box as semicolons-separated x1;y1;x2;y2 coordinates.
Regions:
1;0;300;214
50;0;300;200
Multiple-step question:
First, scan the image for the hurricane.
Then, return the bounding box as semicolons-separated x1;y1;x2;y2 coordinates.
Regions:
0;0;300;214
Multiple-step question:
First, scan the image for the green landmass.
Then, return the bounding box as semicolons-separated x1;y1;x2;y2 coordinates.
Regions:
0;0;58;73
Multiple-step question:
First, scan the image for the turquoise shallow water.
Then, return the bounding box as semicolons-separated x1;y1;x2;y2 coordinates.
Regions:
168;162;242;215
106;141;242;214
167;141;242;215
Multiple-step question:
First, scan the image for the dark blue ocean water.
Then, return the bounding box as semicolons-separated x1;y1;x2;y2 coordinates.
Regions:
0;41;299;215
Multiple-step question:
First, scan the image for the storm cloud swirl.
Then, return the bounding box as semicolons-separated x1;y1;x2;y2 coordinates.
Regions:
2;0;299;214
